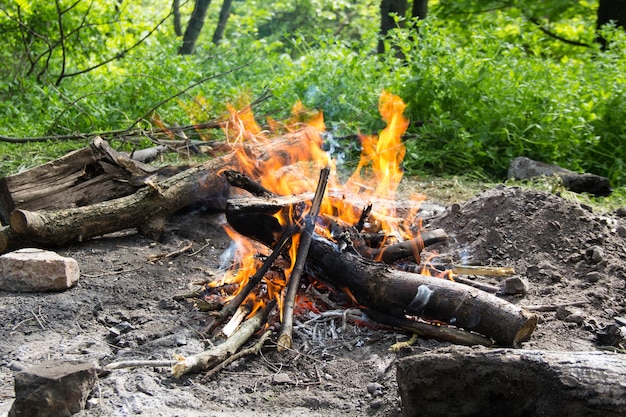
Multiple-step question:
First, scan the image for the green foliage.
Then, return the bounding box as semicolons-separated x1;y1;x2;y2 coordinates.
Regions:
0;0;625;197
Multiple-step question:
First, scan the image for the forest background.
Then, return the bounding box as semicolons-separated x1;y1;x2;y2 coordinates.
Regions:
0;0;625;203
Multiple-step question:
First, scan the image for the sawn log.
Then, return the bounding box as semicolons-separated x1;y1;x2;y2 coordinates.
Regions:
6;129;323;248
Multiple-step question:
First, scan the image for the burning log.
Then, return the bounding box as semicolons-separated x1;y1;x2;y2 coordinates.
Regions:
306;237;537;346
224;177;537;346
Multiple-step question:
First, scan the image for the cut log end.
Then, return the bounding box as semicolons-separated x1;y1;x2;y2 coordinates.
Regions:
10;210;37;235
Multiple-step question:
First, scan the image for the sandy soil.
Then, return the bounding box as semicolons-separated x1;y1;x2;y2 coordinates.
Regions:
1;182;625;417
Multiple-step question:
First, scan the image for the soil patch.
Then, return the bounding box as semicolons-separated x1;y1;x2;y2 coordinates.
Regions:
1;183;625;416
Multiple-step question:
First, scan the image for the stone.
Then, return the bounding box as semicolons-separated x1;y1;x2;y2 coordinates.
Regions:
8;360;97;417
271;373;294;385
0;248;79;292
500;277;528;295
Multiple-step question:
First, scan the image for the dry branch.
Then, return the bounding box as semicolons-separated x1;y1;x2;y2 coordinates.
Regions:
172;300;275;378
277;167;330;352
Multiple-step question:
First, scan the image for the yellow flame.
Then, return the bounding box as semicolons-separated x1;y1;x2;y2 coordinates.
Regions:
213;90;416;311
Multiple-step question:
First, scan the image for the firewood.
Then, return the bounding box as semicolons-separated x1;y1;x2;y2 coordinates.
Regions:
277;167;330;352
352;229;448;263
0;137;165;225
364;309;492;347
172;300;275;377
306;238;537;346
224;187;536;346
5;130;320;249
397;347;626;417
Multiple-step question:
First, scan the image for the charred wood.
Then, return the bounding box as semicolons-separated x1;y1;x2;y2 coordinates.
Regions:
306;238;537;346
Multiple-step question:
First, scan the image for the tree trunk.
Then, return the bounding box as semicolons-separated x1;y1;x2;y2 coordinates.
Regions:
377;0;408;54
172;0;183;36
397;347;626;417
212;0;234;45
411;0;428;21
596;0;626;50
179;0;212;55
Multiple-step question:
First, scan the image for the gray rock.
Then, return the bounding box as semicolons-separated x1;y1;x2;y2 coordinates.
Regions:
500;277;528;295
271;373;294;385
0;248;80;292
9;360;96;417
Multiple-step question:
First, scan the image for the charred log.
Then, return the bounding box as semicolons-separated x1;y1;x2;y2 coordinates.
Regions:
306;237;537;346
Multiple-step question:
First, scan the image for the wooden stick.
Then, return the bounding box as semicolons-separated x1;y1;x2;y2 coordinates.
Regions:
356;229;448;263
105;359;176;370
172;300;275;377
277;167;330;352
223;169;274;198
206;223;297;334
449;265;516;277
523;301;589;312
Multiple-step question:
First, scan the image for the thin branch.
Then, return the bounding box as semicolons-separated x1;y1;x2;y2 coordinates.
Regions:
127;61;252;129
59;9;174;82
54;0;67;85
277;167;330;352
528;17;591;47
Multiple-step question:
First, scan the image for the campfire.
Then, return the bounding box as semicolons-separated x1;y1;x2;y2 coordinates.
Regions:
5;91;626;417
167;91;537;377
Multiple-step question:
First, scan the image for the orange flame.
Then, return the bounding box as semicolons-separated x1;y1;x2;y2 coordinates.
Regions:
212;90;420;315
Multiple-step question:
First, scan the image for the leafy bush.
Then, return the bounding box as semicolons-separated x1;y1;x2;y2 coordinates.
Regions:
0;0;624;192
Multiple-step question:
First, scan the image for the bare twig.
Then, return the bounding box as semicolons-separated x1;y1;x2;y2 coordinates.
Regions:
201;330;272;381
523;301;589;312
148;241;194;262
277;167;330;352
105;359;176;370
172;300;275;377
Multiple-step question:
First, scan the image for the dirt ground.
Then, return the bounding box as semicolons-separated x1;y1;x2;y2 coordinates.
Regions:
1;181;625;417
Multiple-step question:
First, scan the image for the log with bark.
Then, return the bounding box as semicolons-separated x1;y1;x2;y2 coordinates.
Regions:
224;192;538;347
305;236;537;346
396;346;626;417
1;129;323;251
0;137;181;225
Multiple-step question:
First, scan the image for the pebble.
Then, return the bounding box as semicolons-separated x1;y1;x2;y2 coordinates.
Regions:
369;398;385;409
500;277;528;295
366;382;384;397
585;246;604;265
584;271;604;283
272;373;294;385
617;225;626;238
564;312;586;326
